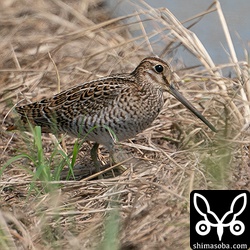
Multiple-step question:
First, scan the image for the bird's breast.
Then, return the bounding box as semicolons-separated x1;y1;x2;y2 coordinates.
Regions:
70;88;164;148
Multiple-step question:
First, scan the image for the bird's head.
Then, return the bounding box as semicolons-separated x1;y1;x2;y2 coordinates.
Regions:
133;57;216;132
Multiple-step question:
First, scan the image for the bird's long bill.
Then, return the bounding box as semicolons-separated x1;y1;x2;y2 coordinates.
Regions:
169;84;216;132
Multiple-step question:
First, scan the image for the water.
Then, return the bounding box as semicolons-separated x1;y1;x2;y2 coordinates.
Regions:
106;0;250;74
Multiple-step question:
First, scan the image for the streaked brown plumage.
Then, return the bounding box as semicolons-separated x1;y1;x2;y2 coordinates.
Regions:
8;57;216;165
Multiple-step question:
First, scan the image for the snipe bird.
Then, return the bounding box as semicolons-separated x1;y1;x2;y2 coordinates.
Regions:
7;57;216;168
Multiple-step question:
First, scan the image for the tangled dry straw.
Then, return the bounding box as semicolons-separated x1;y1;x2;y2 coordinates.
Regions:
0;0;249;249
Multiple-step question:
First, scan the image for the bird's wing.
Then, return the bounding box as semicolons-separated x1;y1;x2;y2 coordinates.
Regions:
13;76;138;132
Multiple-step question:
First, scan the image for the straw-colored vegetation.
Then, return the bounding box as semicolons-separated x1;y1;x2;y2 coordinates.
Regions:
1;0;249;249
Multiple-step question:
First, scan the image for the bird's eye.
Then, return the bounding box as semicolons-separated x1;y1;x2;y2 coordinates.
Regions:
154;64;164;73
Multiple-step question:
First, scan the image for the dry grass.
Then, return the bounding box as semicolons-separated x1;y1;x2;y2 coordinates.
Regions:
0;0;249;249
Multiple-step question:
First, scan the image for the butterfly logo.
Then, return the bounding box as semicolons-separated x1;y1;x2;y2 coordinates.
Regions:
193;193;247;241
